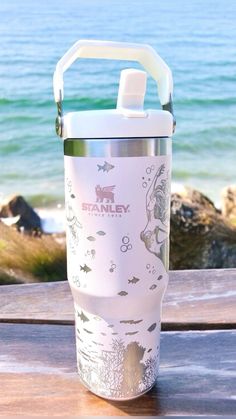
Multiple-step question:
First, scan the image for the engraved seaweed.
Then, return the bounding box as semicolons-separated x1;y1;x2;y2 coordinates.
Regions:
140;354;159;391
77;338;157;398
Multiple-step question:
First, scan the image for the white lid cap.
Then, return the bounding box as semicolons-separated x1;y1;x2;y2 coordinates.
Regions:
62;69;173;139
117;69;146;115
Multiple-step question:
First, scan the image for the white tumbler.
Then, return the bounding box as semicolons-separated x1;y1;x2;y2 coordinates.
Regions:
53;40;175;400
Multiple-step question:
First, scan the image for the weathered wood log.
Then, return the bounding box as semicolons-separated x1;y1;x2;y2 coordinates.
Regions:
170;187;236;269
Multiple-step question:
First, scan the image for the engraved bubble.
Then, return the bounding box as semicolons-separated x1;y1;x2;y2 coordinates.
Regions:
122;236;130;245
146;167;151;174
142;182;147;188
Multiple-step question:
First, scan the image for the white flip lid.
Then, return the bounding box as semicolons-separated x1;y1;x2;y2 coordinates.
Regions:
63;69;173;139
53;40;175;139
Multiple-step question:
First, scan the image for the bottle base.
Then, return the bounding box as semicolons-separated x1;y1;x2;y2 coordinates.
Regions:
79;375;156;401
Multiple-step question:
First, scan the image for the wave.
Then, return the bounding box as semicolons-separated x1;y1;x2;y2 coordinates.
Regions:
28;194;64;208
0;143;22;155
0;96;115;111
175;97;236;107
1;93;236;113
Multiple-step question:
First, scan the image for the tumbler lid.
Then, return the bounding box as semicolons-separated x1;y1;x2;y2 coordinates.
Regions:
53;40;175;139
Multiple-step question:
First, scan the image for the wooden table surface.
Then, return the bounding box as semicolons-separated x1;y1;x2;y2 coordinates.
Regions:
1;269;236;416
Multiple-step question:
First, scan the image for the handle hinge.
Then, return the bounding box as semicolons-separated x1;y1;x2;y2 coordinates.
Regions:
55;90;63;137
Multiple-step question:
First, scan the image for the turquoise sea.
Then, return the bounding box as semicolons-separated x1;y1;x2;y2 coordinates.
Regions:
0;0;236;208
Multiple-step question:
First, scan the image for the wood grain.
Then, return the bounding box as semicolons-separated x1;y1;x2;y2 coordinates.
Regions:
0;269;235;328
0;323;235;416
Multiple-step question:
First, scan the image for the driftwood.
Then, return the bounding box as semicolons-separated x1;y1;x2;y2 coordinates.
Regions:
221;185;236;223
170;187;236;269
0;195;42;234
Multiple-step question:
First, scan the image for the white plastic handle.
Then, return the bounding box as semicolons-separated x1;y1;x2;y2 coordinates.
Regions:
53;39;173;106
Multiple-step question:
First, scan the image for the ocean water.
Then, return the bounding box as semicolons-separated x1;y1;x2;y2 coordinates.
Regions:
0;0;236;209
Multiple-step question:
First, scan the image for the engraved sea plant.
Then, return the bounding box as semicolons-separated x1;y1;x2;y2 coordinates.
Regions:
140;354;159;392
97;339;126;396
77;338;156;398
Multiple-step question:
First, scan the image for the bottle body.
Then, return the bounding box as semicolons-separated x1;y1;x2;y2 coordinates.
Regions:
64;136;171;400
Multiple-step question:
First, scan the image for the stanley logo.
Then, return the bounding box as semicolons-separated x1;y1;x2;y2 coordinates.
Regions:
82;185;130;215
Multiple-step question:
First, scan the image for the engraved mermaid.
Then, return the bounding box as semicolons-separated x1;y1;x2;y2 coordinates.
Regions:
140;164;170;264
66;202;82;246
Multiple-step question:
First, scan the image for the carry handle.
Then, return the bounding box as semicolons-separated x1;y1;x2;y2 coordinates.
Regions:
53;39;173;107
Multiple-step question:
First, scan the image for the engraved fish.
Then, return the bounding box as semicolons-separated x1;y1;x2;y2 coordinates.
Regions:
96;230;106;236
120;319;143;325
92;341;104;346
118;291;128;296
112;332;118;335
87;236;96;241
80;350;91;358
157;275;163;281
148;322;157;332
149;284;157;290
78;310;90;323
108;324;114;328
147;348;152;353
80;264;92;273
97;161;114;173
128;276;140;284
79;352;96;363
125;331;138;335
88;358;96;364
83;328;93;334
101;332;106;336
